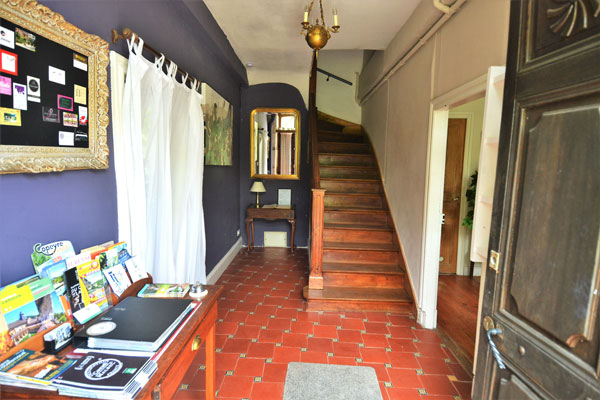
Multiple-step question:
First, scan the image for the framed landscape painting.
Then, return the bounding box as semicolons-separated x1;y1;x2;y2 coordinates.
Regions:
201;82;232;166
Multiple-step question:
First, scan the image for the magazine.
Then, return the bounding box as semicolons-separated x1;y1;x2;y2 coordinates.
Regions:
0;349;75;387
138;284;190;298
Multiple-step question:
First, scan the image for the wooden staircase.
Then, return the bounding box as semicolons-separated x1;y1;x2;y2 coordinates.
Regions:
303;113;413;312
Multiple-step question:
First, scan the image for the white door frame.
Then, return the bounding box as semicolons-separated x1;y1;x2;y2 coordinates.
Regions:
418;73;488;329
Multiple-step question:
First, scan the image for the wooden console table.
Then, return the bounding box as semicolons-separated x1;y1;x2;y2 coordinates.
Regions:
246;205;295;254
0;285;223;400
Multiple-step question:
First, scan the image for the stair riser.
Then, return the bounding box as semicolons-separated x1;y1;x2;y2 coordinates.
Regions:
318;154;375;167
320;166;378;179
323;272;404;288
324;195;383;209
320;180;381;194
324;228;394;244
319;142;370;154
318;132;364;143
305;298;412;313
324;211;390;226
323;249;400;264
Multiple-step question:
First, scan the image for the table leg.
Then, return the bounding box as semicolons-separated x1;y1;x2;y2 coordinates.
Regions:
289;219;296;254
250;221;255;252
245;219;252;253
206;323;216;400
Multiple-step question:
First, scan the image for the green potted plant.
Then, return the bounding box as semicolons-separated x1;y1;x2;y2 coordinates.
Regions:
462;171;477;229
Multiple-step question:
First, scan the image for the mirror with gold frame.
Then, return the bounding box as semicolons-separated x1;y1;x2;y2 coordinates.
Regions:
250;108;300;180
0;0;109;174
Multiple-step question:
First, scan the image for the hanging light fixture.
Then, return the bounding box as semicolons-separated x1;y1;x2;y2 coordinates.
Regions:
301;0;340;51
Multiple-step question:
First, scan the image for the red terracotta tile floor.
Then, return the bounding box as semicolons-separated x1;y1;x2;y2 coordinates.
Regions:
174;248;472;400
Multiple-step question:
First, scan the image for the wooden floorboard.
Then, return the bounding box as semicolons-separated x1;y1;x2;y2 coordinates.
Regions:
436;275;480;373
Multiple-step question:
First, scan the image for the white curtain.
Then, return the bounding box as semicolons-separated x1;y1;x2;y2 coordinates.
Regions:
170;77;206;283
116;35;206;284
116;36;149;263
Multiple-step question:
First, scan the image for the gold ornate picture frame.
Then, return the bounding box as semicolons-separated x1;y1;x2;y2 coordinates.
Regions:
0;0;109;174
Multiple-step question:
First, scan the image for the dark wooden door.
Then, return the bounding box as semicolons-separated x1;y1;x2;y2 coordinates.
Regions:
474;1;600;398
440;118;466;274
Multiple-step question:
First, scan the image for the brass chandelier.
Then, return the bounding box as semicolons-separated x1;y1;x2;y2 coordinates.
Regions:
301;0;340;51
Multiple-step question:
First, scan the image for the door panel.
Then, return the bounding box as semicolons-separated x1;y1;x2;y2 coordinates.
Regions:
474;1;600;399
498;375;541;400
439;118;466;274
510;101;600;349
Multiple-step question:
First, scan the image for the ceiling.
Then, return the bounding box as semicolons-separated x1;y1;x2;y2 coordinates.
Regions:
203;0;421;79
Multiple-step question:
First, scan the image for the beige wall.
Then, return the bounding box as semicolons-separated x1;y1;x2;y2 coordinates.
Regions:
360;0;509;304
316;50;363;124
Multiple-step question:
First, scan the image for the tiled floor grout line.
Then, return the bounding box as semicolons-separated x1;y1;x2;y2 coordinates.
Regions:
174;248;473;400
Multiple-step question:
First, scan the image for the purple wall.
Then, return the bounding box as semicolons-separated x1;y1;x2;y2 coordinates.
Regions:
240;84;310;248
0;1;247;285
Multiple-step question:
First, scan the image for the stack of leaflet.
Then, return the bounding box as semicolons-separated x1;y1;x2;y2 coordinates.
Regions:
53;352;157;399
74;297;194;352
0;349;75;391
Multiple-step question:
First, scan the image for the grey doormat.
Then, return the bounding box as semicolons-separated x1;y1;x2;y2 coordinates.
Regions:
283;362;383;400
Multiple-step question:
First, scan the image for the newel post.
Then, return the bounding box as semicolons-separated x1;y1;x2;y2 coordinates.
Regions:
310;188;326;289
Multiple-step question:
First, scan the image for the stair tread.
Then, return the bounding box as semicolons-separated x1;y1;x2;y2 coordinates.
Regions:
325;205;387;211
324;222;392;231
320;177;379;182
323;263;402;274
319;153;373;157
305;286;411;302
323;241;399;251
318;129;363;135
325;192;382;198
320;165;377;169
325;207;388;213
319;141;369;145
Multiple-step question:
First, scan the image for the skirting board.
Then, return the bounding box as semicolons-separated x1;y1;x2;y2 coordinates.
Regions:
206;238;243;284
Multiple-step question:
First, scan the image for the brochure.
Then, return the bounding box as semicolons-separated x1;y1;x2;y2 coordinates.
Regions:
123;256;148;282
76;260;109;311
138;283;189;298
103;264;132;297
0;280;67;354
31;240;75;274
0;348;75;387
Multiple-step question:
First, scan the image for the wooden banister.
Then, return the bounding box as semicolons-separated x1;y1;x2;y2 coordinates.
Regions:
309;189;325;289
308;50;324;290
309;51;320;190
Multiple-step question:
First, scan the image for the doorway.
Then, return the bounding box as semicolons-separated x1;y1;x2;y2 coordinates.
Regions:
439;118;467;274
420;67;505;376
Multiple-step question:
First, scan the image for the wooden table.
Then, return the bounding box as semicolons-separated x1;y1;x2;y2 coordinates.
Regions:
0;285;223;400
245;205;295;253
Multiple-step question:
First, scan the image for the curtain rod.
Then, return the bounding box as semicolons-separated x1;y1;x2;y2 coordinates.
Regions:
110;27;202;93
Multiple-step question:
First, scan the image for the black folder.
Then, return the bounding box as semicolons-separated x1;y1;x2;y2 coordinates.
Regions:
73;297;193;352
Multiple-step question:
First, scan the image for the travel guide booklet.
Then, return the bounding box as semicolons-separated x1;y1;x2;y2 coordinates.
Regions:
0;348;75;387
96;242;129;270
76;260;110;311
138;283;189;298
54;352;157;399
123;256;148;282
30;240;75;274
0;278;68;354
103;264;132;297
